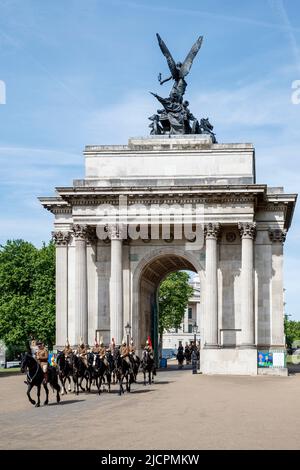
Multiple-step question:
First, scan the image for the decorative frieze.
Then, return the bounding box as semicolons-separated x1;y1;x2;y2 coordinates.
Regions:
204;223;221;240
238;222;256;240
52;231;71;246
268;228;287;243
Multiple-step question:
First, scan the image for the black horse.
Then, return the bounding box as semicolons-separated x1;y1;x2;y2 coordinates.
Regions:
69;354;90;395
130;354;141;382
20;353;61;407
87;352;111;395
141;350;156;385
114;350;134;395
56;351;74;395
176;346;185;369
184;346;191;365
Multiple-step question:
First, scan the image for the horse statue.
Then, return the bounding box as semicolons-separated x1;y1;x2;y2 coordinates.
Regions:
21;352;61;407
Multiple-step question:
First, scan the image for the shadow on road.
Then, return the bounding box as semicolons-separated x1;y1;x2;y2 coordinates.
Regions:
49;399;86;406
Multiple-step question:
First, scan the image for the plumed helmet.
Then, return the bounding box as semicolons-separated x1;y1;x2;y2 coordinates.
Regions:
65;339;70;347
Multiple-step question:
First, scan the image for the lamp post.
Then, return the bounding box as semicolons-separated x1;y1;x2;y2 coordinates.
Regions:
192;321;200;371
192;321;198;346
125;322;131;347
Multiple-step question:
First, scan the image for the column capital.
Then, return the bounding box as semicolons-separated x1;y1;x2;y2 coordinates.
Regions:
52;230;71;246
204;223;221;240
238;222;256;240
268;228;287;244
72;224;89;241
106;223;126;240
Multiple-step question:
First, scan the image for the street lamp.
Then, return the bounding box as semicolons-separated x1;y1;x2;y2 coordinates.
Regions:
125;322;131;346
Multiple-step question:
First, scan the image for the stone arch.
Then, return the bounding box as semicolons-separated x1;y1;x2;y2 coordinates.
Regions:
131;246;205;354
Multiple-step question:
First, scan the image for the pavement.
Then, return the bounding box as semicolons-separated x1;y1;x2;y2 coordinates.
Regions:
0;364;300;450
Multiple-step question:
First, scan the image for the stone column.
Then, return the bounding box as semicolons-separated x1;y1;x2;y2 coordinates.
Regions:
269;228;286;346
52;231;71;348
238;222;256;347
204;223;220;347
184;306;189;334
109;225;123;345
73;224;89;345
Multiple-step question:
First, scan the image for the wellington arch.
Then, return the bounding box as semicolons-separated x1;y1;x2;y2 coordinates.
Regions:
40;135;297;375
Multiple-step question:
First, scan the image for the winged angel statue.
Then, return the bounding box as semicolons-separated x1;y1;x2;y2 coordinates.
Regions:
149;33;217;140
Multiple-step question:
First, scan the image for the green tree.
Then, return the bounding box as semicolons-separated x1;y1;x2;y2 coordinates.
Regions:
284;317;300;348
0;240;55;355
158;271;194;355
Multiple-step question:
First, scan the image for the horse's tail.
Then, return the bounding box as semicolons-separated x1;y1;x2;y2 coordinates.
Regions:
49;367;61;393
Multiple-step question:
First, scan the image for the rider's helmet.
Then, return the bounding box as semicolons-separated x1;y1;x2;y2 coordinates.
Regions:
65;339;70;347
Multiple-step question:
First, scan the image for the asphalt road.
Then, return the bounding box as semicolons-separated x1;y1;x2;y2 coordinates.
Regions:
0;364;300;450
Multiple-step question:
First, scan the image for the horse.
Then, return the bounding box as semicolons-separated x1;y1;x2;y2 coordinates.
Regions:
184;346;191;365
114;350;134;396
130;353;141;382
87;352;111;395
20;353;61;407
176;347;185;369
56;351;74;395
69;354;90;395
141;349;156;385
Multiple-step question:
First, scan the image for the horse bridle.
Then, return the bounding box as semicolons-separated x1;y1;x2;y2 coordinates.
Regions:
25;355;40;384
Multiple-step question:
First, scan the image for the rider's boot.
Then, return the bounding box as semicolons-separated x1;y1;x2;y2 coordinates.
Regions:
43;371;48;384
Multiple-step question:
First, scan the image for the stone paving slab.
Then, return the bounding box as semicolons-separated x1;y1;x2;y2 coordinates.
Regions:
0;366;299;450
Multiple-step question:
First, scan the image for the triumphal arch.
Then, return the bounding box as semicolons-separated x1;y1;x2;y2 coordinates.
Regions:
40;34;296;375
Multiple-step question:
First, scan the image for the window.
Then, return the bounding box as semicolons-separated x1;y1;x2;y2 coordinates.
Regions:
188;307;193;319
188;324;193;333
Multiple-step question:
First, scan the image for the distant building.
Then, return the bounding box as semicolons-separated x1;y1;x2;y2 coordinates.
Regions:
162;275;201;350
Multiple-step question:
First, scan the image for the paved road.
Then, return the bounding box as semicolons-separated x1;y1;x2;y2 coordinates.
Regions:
1;365;300;450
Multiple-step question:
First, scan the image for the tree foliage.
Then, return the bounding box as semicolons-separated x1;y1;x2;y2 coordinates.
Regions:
0;240;55;353
284;317;300;348
158;271;194;335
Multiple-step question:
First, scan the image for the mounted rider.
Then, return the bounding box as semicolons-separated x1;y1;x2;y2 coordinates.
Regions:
120;338;133;373
109;337;116;354
62;339;73;358
97;337;109;367
77;337;88;367
144;336;154;359
128;338;137;367
35;341;49;383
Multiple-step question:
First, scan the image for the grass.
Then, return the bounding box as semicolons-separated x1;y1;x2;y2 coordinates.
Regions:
0;367;21;373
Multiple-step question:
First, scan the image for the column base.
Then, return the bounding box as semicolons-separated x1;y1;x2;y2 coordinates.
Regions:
204;343;220;349
200;347;258;375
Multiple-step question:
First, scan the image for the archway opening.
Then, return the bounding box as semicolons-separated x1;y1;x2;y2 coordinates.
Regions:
138;253;199;364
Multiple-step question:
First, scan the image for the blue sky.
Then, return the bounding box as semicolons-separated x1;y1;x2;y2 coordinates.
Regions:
0;0;300;318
